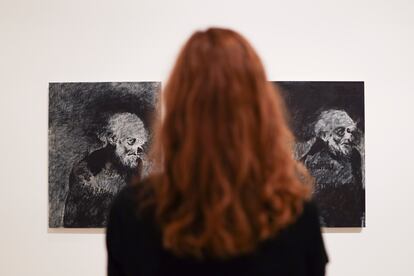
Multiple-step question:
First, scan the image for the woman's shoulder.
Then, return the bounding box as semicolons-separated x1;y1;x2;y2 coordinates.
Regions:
290;200;322;231
265;200;326;253
281;200;326;253
106;177;162;273
109;176;156;223
300;200;321;222
274;200;322;241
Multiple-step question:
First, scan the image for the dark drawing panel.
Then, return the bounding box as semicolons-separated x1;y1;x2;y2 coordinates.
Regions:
275;81;365;227
49;82;160;228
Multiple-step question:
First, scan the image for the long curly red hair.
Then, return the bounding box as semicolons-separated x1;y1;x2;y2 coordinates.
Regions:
145;28;312;259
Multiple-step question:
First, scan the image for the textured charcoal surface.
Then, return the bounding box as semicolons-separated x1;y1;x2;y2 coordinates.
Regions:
277;81;365;227
48;82;160;228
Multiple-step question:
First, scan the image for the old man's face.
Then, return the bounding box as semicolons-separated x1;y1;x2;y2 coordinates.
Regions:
115;125;147;169
106;113;148;169
328;123;357;156
315;110;358;157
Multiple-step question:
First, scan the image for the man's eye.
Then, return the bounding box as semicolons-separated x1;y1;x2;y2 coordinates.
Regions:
347;128;355;134
127;138;136;145
335;127;345;136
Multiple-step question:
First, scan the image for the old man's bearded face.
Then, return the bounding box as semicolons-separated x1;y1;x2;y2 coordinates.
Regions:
315;110;358;157
115;127;147;169
328;123;357;156
107;113;148;169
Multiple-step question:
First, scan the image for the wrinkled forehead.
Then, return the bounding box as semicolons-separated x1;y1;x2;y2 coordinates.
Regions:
107;113;148;140
117;122;148;140
331;114;356;129
315;110;356;134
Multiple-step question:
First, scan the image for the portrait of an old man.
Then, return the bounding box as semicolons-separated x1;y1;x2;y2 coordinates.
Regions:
63;113;148;227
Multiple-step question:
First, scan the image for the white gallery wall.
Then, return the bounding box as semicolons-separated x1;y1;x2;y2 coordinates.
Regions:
1;0;413;275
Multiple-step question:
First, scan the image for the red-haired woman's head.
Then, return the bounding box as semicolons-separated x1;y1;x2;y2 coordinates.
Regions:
147;27;312;259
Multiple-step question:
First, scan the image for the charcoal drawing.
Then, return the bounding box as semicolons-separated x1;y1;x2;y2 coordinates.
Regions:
49;82;160;228
276;82;365;227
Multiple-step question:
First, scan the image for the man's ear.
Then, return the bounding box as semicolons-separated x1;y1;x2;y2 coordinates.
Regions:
319;131;329;142
107;133;117;146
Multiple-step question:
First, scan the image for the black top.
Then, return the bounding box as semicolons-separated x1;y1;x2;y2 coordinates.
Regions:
106;184;328;276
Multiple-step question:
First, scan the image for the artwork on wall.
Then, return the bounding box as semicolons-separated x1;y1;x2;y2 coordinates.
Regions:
276;81;365;227
49;81;364;229
49;82;160;228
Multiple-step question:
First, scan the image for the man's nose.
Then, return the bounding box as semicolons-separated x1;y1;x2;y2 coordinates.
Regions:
344;132;354;141
136;146;144;154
